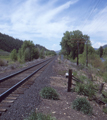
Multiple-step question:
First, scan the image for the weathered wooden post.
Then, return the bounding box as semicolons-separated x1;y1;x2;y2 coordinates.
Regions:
99;82;105;94
67;69;72;92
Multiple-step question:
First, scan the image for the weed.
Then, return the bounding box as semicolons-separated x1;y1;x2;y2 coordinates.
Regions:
58;70;66;76
73;71;77;77
24;112;56;120
72;97;93;115
103;72;107;82
75;81;97;99
103;107;107;114
58;60;61;64
40;87;59;100
0;59;6;66
102;91;107;98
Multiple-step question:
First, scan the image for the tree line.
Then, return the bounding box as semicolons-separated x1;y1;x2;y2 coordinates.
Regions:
60;30;107;68
10;40;56;62
0;32;23;52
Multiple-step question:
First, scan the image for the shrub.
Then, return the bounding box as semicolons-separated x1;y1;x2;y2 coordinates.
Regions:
25;112;56;120
103;72;107;82
102;91;107;98
40;87;59;100
10;49;17;61
0;59;6;66
103;107;107;114
75;81;96;99
72;97;93;115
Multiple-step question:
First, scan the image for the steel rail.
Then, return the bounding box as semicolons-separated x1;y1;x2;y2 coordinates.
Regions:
0;58;52;83
0;59;52;102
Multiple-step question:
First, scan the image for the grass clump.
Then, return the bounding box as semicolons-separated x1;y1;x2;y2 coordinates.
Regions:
103;107;107;114
103;72;107;82
102;91;107;98
72;97;93;115
25;112;56;120
40;87;59;100
75;81;97;99
0;59;6;66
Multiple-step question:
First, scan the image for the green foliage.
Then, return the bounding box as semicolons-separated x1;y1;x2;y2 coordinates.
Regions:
73;71;77;76
72;97;93;115
60;30;87;59
102;91;107;98
0;32;23;52
102;98;107;103
10;49;17;61
18;40;39;62
78;75;87;82
40;87;59;100
40;49;45;59
103;72;107;82
0;59;6;66
103;107;107;114
75;81;97;98
25;112;56;120
99;46;103;57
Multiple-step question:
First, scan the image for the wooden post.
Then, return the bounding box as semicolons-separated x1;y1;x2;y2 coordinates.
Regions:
67;69;72;92
99;83;104;94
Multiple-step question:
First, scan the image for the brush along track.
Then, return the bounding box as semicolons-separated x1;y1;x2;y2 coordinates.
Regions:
0;57;54;115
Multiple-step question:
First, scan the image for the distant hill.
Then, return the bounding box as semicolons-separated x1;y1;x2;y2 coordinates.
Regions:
102;44;107;49
0;32;56;55
0;32;23;52
94;44;107;50
55;50;60;54
35;44;56;54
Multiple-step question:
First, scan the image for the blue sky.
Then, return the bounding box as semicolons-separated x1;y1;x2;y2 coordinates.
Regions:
0;0;107;51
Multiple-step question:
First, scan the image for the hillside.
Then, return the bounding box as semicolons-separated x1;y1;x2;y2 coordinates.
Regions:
0;32;23;52
0;32;56;55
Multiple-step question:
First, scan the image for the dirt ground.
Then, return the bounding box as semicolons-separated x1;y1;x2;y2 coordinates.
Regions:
37;57;107;120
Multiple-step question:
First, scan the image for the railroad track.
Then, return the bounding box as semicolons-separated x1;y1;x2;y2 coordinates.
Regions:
0;57;54;115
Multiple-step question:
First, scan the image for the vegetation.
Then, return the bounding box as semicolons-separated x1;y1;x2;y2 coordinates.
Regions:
0;59;7;66
72;97;93;115
75;81;97;99
25;112;56;120
10;49;17;61
40;87;59;100
103;107;107;114
60;30;90;60
17;40;39;62
39;49;45;59
0;32;23;52
36;44;56;56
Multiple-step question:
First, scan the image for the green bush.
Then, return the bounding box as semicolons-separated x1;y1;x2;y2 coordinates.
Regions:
72;97;93;115
78;75;87;82
25;112;56;120
103;72;107;82
103;107;107;114
102;91;107;98
10;49;17;61
40;87;59;100
0;59;6;66
75;81;96;99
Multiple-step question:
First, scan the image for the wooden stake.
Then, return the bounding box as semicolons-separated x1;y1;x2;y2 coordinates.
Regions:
67;69;72;92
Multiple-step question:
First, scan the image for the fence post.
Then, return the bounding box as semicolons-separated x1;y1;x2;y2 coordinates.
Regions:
67;69;72;92
99;82;104;94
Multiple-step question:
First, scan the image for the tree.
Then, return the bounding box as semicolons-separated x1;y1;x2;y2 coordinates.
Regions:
40;49;44;59
18;40;39;62
10;49;17;61
60;30;85;59
99;46;103;57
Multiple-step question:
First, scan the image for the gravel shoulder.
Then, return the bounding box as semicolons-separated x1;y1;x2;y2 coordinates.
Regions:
0;57;107;120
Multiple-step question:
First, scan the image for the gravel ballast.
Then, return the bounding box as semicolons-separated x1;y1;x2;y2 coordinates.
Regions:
0;57;56;120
